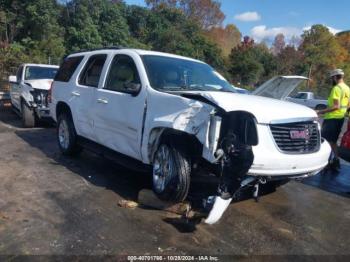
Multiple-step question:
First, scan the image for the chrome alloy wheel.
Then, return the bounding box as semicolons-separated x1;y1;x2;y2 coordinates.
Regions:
153;144;175;193
58;119;70;150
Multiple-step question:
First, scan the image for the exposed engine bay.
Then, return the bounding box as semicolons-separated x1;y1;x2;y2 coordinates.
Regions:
30;89;49;108
205;112;272;224
29;88;50;119
215;112;257;199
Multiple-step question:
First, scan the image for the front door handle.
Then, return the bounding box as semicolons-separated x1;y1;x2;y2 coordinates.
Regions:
97;98;108;104
71;91;80;97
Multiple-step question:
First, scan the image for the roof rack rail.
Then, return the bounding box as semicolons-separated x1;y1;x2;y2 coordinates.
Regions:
68;46;126;55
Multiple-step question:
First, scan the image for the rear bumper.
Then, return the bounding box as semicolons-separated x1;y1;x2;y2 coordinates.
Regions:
248;124;331;177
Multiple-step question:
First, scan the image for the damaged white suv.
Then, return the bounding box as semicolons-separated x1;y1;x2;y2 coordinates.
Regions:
9;63;59;127
50;48;331;208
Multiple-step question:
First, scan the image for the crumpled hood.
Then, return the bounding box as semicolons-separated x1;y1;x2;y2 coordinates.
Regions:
192;91;317;124
24;79;52;90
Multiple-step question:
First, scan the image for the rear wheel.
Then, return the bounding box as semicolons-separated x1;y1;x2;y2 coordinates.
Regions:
315;104;327;110
152;143;191;202
57;113;82;156
21;101;35;128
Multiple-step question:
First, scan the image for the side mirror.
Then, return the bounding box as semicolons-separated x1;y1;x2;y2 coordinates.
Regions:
124;82;141;96
9;75;17;83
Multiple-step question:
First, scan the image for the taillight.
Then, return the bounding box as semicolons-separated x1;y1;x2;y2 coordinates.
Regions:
48;81;53;103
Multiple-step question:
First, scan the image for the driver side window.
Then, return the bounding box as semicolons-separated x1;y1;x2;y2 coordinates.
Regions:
105;55;140;92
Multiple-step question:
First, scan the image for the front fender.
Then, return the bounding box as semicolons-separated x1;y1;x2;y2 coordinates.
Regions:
141;100;220;164
20;84;34;107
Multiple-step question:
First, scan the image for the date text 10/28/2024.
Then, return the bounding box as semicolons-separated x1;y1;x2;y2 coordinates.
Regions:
127;256;219;261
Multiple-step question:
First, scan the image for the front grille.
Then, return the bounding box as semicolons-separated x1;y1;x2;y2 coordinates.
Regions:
270;121;320;154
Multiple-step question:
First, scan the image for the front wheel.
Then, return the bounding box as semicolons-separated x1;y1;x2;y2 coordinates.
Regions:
152;144;191;202
21;101;35;128
57;113;82;156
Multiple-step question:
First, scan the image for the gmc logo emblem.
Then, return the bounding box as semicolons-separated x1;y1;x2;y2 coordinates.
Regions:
290;130;310;140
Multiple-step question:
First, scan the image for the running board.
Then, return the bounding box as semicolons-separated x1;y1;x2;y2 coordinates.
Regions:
77;136;151;173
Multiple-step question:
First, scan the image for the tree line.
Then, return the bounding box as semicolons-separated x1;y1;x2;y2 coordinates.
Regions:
0;0;349;97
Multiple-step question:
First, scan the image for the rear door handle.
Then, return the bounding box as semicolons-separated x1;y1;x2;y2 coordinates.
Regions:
71;91;80;97
97;98;108;104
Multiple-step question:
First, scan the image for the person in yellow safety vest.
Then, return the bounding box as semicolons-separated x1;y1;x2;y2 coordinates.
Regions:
316;69;350;172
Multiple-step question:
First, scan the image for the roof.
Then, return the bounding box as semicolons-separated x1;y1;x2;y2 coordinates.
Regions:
68;48;204;64
280;75;309;80
21;63;59;68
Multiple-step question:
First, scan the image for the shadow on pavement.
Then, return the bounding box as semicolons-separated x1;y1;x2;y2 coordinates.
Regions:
0;104;54;129
0;104;22;129
302;162;350;198
15;127;152;201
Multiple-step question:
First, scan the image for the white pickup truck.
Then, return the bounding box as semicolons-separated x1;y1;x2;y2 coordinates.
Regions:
286;92;327;110
9;63;59;127
50;48;331;223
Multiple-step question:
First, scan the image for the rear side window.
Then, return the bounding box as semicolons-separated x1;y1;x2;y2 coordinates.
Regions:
79;54;107;87
55;56;84;82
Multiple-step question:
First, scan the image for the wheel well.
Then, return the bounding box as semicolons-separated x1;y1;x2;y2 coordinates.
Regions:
315;104;327;110
149;128;202;163
56;102;72;119
20;96;27;107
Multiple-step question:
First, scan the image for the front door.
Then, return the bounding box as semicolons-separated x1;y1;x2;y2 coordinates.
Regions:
92;54;147;161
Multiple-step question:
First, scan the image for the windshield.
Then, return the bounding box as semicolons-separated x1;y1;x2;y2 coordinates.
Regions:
142;55;235;92
25;66;58;80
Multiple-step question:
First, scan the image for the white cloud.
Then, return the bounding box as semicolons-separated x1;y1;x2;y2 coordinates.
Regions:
234;11;261;22
251;25;301;42
250;24;342;43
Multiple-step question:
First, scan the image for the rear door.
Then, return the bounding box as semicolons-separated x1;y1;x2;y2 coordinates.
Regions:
92;53;147;160
72;54;107;140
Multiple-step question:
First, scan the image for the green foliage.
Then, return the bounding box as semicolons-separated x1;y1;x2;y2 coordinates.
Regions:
228;40;277;87
1;0;349;99
125;5;225;69
299;24;348;97
0;43;30;78
0;0;65;76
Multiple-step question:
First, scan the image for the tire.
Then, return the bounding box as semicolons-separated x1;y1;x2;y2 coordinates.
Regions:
21;101;35;128
315;104;327;110
152;143;191;202
57;112;82;156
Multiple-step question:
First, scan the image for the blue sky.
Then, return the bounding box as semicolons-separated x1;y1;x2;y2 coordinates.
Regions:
124;0;349;42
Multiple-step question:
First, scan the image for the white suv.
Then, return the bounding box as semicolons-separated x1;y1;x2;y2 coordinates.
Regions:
50;48;331;204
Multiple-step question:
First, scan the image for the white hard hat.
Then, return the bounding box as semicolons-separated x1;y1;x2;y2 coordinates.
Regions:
330;69;345;77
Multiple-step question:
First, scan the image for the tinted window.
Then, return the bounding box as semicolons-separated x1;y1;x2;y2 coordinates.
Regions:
24;66;58;80
105;55;141;92
79;54;107;87
294;93;307;99
142;55;234;92
55;56;84;82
